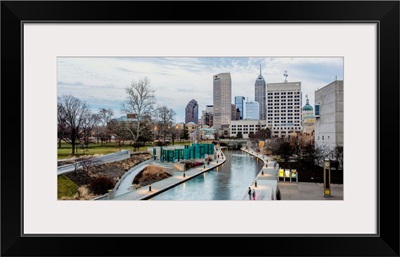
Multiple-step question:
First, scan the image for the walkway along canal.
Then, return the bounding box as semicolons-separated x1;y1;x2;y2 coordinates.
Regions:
149;149;264;200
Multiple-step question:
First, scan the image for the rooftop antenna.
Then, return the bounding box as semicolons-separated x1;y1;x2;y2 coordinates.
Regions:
335;75;337;81
260;64;262;75
284;71;288;83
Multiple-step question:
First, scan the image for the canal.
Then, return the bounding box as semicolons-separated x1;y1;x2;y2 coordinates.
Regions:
149;149;264;200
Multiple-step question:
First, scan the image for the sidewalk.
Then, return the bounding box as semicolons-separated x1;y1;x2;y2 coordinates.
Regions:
110;147;226;200
240;148;279;200
241;148;344;200
278;182;343;200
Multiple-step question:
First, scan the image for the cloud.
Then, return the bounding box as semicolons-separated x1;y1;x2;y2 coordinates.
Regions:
58;57;343;123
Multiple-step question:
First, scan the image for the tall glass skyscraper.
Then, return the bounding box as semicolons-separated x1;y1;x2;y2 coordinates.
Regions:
235;96;245;120
213;73;232;129
255;66;266;120
245;101;259;120
185;99;199;124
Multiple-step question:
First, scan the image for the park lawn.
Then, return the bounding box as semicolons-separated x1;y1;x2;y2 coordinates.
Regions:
58;142;148;160
58;141;193;160
58;175;79;199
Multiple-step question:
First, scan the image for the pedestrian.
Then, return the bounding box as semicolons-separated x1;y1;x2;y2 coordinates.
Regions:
255;179;257;187
149;184;152;191
248;187;252;200
183;172;186;177
262;170;264;175
252;189;256;200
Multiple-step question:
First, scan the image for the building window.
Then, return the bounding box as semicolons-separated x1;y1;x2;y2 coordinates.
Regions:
322;136;324;140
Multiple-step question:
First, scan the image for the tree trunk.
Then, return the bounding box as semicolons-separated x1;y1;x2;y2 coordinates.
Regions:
58;138;61;149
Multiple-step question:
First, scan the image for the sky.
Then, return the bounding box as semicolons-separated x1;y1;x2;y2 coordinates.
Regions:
57;57;343;123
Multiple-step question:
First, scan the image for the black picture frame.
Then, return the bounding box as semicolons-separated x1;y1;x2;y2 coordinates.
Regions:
1;1;399;256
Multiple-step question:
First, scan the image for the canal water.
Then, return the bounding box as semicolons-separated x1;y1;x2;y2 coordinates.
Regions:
149;149;264;200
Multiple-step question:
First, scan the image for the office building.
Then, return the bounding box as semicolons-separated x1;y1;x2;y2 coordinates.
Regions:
235;96;245;120
185;99;199;124
255;66;266;120
267;81;302;138
245;101;259;120
213;73;232;129
229;120;267;139
314;80;344;150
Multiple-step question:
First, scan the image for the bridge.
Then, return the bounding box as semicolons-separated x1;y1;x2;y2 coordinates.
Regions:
219;139;249;149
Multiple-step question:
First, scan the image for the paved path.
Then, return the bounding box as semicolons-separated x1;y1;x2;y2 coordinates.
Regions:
241;148;343;200
240;148;279;200
110;147;226;200
278;182;343;200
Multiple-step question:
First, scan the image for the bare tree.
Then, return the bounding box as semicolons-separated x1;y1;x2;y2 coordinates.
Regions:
58;95;92;155
155;106;176;144
97;108;114;145
122;77;156;142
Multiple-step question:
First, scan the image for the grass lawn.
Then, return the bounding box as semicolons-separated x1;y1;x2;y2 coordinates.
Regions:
58;175;79;199
58;141;193;160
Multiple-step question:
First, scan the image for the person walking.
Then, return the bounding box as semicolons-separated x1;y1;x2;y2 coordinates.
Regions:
255;179;258;188
248;187;252;200
252;189;256;200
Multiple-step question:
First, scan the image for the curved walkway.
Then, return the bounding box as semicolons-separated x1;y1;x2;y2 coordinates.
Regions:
110;147;226;200
241;148;279;200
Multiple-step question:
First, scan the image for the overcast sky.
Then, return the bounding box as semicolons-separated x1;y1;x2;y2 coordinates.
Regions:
57;57;343;123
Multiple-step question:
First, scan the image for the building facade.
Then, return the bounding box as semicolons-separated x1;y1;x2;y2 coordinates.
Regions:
229;120;267;139
302;95;316;135
245;101;260;120
266;81;302;138
231;104;239;121
185;99;199;124
255;67;266;120
314;80;344;150
201;105;214;128
213;73;232;129
234;96;245;120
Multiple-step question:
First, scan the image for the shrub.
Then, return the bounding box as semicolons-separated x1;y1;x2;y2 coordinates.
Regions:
89;176;115;195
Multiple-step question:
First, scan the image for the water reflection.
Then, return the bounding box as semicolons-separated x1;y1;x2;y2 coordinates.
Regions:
150;149;263;200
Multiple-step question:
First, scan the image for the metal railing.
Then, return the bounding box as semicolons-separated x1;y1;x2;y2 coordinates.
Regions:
57;150;131;175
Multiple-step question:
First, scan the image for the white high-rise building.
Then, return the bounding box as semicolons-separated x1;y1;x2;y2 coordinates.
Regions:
213;73;232;129
314;80;344;150
267;81;302;138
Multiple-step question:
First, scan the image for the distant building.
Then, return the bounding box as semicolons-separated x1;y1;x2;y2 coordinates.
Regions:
185;99;199;124
302;95;316;136
231;104;238;120
245;101;259;120
201;105;213;127
235;96;245;120
314;80;344;150
213;73;232;129
229;120;267;139
255;66;266;120
267;80;302;138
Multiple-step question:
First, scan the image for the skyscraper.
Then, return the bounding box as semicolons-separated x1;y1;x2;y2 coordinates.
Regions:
235;96;245;120
185;99;199;124
255;65;266;120
213;73;232;128
245;101;259;120
267;81;302;138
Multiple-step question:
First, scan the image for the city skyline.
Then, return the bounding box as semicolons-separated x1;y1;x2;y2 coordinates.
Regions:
57;57;343;123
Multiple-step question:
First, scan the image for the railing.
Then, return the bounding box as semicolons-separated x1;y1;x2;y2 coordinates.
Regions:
57;150;131;175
